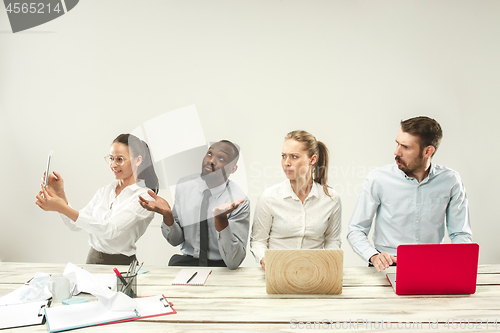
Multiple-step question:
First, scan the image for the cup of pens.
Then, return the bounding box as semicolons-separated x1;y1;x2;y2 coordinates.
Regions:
114;259;142;298
116;271;137;298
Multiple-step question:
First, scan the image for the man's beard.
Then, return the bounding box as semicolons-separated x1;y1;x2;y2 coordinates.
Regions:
201;165;228;184
395;154;425;177
201;163;215;176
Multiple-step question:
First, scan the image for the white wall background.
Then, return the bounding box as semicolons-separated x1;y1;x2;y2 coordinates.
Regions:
1;0;499;267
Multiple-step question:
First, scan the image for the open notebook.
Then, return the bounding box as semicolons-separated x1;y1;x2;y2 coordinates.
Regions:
172;269;212;286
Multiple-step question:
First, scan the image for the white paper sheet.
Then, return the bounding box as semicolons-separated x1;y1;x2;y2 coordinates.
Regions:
44;300;138;333
63;263;136;311
0;272;52;306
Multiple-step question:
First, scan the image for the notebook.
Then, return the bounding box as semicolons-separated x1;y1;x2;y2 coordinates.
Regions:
265;249;343;294
44;294;175;333
172;269;212;285
386;243;479;295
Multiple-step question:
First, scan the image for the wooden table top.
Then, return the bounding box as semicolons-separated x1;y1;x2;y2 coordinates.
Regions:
1;262;499;332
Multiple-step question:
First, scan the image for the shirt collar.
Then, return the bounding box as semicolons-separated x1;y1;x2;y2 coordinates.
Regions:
427;163;437;178
309;182;320;198
282;181;294;199
199;176;228;199
393;161;435;183
111;180;145;193
418;163;436;185
282;180;320;201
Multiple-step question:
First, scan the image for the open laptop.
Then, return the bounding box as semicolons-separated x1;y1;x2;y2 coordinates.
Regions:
265;249;343;294
386;243;479;295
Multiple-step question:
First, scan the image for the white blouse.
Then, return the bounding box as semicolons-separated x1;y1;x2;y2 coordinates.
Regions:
60;181;155;256
250;180;342;262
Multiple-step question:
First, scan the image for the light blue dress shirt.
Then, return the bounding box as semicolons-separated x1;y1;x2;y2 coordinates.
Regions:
347;162;472;261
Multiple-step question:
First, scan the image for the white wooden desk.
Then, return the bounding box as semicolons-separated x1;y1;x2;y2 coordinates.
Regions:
1;262;499;332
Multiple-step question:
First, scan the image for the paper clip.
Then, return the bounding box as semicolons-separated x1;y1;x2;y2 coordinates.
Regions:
160;297;169;307
38;304;47;317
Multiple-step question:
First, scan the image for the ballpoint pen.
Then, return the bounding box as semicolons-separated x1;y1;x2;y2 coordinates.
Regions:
186;272;198;284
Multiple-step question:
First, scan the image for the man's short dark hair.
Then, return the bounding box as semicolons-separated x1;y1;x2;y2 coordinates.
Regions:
400;116;443;156
218;140;240;163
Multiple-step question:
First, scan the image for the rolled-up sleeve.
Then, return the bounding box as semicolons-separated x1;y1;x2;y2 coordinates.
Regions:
75;199;154;240
59;188;104;232
447;175;472;243
161;191;185;246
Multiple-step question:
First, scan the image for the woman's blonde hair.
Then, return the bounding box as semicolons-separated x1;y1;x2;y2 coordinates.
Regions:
285;130;330;196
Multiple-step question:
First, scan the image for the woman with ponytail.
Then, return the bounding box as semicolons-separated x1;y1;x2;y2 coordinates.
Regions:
35;134;159;265
250;130;341;270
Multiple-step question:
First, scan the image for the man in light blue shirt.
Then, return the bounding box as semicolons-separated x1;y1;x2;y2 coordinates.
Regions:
347;116;472;272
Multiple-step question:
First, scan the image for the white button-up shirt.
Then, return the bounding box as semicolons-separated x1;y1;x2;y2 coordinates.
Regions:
250;180;342;262
60;181;155;256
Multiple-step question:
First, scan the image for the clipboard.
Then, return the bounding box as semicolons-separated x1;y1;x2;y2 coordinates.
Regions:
0;300;51;330
99;294;176;326
44;294;175;333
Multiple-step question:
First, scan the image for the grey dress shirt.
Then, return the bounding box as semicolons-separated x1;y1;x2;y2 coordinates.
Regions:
161;174;250;269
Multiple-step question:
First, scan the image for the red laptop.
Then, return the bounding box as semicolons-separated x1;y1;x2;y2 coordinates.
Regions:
386;243;479;295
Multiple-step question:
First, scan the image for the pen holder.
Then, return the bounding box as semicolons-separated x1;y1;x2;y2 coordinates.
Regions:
117;272;137;298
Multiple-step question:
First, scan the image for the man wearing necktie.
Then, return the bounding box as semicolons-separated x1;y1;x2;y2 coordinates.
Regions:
139;140;250;269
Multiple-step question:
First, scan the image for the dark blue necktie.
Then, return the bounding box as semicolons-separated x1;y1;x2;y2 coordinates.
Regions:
199;189;212;266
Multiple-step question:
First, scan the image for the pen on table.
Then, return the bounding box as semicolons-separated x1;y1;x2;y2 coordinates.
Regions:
186;272;198;284
113;268;128;290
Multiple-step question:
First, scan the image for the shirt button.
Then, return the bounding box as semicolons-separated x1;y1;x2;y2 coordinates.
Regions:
417;203;420;206
416;221;419;223
416;239;419;241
